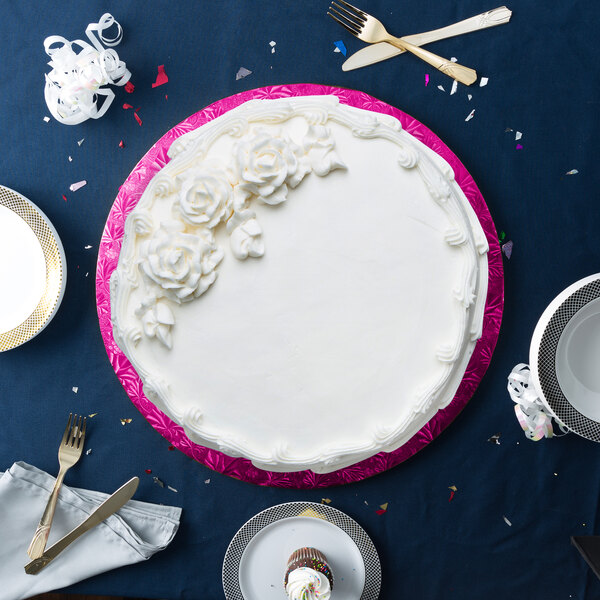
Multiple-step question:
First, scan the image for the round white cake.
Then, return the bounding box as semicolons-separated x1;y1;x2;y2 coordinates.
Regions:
110;95;489;473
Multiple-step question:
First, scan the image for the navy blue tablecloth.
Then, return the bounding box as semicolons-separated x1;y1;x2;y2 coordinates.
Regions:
1;1;600;598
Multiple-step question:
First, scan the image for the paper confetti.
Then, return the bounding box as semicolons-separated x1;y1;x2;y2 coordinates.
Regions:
425;74;429;86
236;67;252;80
505;127;513;132
62;194;67;202
516;144;523;150
488;433;501;444
120;418;132;425
465;109;475;122
515;131;522;141
499;231;506;242
123;103;133;110
502;240;513;259
88;413;98;418
69;180;87;192
480;77;489;87
145;469;152;474
375;502;388;515
85;448;92;455
151;65;169;88
134;112;142;126
269;40;276;53
333;40;347;56
84;245;92;249
119;140;124;148
448;485;457;501
566;169;579;175
204;478;211;484
68;156;72;162
321;498;332;504
72;386;78;393
167;485;178;493
153;476;165;487
77;138;84;146
503;515;512;526
168;445;175;451
468;94;472;101
437;85;445;92
43;116;50;123
450;79;458;95
124;81;135;93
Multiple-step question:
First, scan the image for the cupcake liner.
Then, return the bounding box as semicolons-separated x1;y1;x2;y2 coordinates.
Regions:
284;547;334;588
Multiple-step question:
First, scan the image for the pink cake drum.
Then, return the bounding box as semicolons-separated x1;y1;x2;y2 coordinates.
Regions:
96;84;503;488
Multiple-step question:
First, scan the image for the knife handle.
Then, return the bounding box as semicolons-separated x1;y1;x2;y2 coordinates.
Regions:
403;6;513;48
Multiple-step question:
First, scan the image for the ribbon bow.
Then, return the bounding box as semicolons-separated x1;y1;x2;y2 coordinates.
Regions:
44;13;130;125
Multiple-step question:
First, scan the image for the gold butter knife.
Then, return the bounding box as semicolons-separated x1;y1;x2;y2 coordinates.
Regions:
342;6;512;71
24;476;139;575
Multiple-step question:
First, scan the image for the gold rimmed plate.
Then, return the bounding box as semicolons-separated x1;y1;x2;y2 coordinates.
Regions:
0;185;66;351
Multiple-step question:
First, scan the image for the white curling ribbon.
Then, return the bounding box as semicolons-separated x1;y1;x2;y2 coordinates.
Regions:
507;363;569;441
43;13;130;125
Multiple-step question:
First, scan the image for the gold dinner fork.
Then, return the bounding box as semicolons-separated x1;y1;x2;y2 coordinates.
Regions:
328;0;478;85
27;413;87;559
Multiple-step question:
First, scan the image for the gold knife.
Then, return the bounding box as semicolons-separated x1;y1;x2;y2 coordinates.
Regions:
342;6;512;71
24;476;139;575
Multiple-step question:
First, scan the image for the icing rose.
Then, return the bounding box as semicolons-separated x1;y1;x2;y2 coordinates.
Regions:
286;568;331;600
226;209;264;260
176;165;233;228
135;298;175;348
303;124;347;176
235;128;309;206
139;221;223;303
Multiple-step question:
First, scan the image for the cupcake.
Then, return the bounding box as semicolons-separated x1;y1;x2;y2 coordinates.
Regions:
284;547;333;600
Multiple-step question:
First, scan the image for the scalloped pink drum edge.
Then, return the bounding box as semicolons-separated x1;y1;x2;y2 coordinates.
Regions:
96;84;504;488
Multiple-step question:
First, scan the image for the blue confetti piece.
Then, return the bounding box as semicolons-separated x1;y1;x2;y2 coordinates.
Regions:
333;40;347;56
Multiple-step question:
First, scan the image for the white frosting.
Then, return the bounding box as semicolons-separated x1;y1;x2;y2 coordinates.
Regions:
286;567;331;600
111;96;489;473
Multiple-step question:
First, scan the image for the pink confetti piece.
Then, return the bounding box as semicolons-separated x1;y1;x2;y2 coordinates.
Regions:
375;502;388;515
151;65;169;88
69;180;87;192
425;74;429;86
502;240;513;259
168;445;175;451
516;144;523;150
134;112;142;126
62;194;67;202
145;469;152;474
119;140;124;148
448;490;455;502
123;103;133;110
124;81;135;93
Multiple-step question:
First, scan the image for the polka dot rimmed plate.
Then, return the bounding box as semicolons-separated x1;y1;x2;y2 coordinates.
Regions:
530;274;600;441
0;185;66;351
222;501;381;600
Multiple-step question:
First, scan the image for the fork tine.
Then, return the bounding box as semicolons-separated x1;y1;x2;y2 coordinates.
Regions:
61;413;73;445
334;0;367;18
68;414;81;447
327;11;361;36
331;1;365;24
78;417;87;449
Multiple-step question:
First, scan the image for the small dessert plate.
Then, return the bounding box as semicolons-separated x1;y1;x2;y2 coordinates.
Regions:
223;502;381;600
0;185;66;351
530;274;600;440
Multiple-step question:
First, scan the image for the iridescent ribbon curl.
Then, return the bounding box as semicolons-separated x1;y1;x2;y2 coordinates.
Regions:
507;363;569;441
43;13;131;125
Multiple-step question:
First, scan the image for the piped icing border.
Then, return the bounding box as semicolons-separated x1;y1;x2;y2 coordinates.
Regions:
97;84;503;487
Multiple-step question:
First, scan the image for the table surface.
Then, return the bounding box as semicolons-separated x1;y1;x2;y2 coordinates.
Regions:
1;1;600;598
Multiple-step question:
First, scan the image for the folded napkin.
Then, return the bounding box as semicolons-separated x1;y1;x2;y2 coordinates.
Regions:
0;462;181;599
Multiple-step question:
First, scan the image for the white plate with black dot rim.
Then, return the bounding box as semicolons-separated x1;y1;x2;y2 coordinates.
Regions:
530;274;600;440
222;501;381;600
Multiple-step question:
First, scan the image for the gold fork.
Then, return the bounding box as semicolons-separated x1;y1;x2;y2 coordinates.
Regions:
328;0;478;85
27;413;87;559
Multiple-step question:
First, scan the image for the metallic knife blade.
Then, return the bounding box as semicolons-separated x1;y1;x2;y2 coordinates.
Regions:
24;476;139;575
342;6;512;71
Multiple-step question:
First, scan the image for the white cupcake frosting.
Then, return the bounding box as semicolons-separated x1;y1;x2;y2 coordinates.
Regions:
286;567;331;600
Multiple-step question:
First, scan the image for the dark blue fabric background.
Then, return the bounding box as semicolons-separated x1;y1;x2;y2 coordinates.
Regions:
1;1;600;598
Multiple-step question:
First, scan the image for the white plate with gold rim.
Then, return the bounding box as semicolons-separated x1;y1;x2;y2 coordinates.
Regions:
0;185;66;351
222;502;381;600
